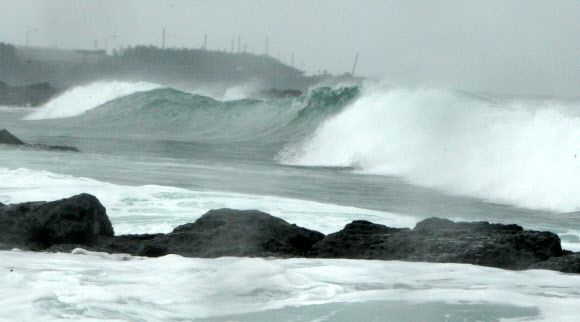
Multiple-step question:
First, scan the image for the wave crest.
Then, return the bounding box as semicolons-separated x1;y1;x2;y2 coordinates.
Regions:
278;85;580;212
24;81;162;120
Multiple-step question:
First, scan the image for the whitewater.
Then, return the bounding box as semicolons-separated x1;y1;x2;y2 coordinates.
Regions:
2;80;580;321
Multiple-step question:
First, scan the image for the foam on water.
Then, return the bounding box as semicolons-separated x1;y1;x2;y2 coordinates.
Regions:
0;167;415;235
279;84;580;213
1;250;579;321
24;81;162;120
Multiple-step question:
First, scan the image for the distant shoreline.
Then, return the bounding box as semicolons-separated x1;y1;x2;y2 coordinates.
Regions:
0;81;60;107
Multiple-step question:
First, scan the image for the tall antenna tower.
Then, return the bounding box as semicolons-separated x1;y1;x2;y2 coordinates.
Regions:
351;52;359;76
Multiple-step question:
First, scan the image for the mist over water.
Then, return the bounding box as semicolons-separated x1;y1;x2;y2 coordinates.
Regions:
3;80;580;321
279;83;580;212
19;80;580;212
24;81;163;120
4;2;580;320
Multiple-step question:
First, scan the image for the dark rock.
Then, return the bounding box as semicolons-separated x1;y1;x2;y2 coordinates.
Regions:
98;234;163;257
313;217;563;270
529;253;580;273
259;88;303;99
139;208;325;258
0;129;26;145
0;193;113;250
313;220;410;259
0;193;574;273
32;144;81;152
0;129;80;152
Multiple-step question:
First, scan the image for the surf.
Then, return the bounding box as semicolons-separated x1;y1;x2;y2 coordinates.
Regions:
278;83;580;213
24;81;163;120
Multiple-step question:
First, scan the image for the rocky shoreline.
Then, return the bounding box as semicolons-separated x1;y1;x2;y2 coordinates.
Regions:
0;129;80;152
1;193;579;273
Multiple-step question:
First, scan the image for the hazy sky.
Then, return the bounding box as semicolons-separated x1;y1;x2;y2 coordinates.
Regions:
1;0;580;95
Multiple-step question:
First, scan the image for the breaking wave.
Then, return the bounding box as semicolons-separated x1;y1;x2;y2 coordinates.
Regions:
278;84;580;212
24;81;163;120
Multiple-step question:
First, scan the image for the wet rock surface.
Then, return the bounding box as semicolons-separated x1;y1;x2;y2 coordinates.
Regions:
0;194;574;273
0;129;80;152
314;217;562;270
0;194;114;250
0;129;26;145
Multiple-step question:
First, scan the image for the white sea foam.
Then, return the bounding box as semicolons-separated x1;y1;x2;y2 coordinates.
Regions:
0;251;578;321
279;84;580;213
0;167;415;235
24;81;162;120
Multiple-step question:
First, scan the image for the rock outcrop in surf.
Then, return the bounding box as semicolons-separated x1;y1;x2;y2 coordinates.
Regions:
0;129;80;152
0;194;113;250
0;193;577;273
0;129;26;145
313;218;563;270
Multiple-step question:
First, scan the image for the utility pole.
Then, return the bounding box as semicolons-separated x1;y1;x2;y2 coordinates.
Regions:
162;28;166;49
204;34;207;50
231;39;234;53
105;34;117;55
26;28;38;62
291;53;294;68
265;37;269;56
238;35;241;53
351;52;359;76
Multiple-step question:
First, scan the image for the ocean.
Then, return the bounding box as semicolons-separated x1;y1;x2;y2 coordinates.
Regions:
2;81;580;321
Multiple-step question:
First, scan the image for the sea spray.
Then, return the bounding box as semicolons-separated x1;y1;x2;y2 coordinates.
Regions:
278;85;580;212
24;81;162;120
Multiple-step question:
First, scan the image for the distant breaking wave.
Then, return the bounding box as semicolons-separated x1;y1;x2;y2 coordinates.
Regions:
48;85;360;143
278;84;580;212
21;79;580;212
24;81;163;120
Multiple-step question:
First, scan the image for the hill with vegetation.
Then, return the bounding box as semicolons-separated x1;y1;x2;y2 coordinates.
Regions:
4;42;348;90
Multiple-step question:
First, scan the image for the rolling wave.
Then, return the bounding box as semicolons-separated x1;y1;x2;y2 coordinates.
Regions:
24;81;163;120
22;79;580;212
40;84;360;143
278;84;580;212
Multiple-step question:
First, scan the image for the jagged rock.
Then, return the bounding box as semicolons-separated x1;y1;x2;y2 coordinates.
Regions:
0;129;80;152
0;193;113;250
312;220;410;259
32;144;81;152
529;253;580;273
0;194;573;273
313;217;563;270
134;208;325;258
0;129;26;145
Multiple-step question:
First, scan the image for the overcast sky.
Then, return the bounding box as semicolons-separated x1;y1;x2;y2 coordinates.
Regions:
1;0;580;95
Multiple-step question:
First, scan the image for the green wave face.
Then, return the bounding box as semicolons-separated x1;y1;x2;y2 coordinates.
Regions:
65;86;361;146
